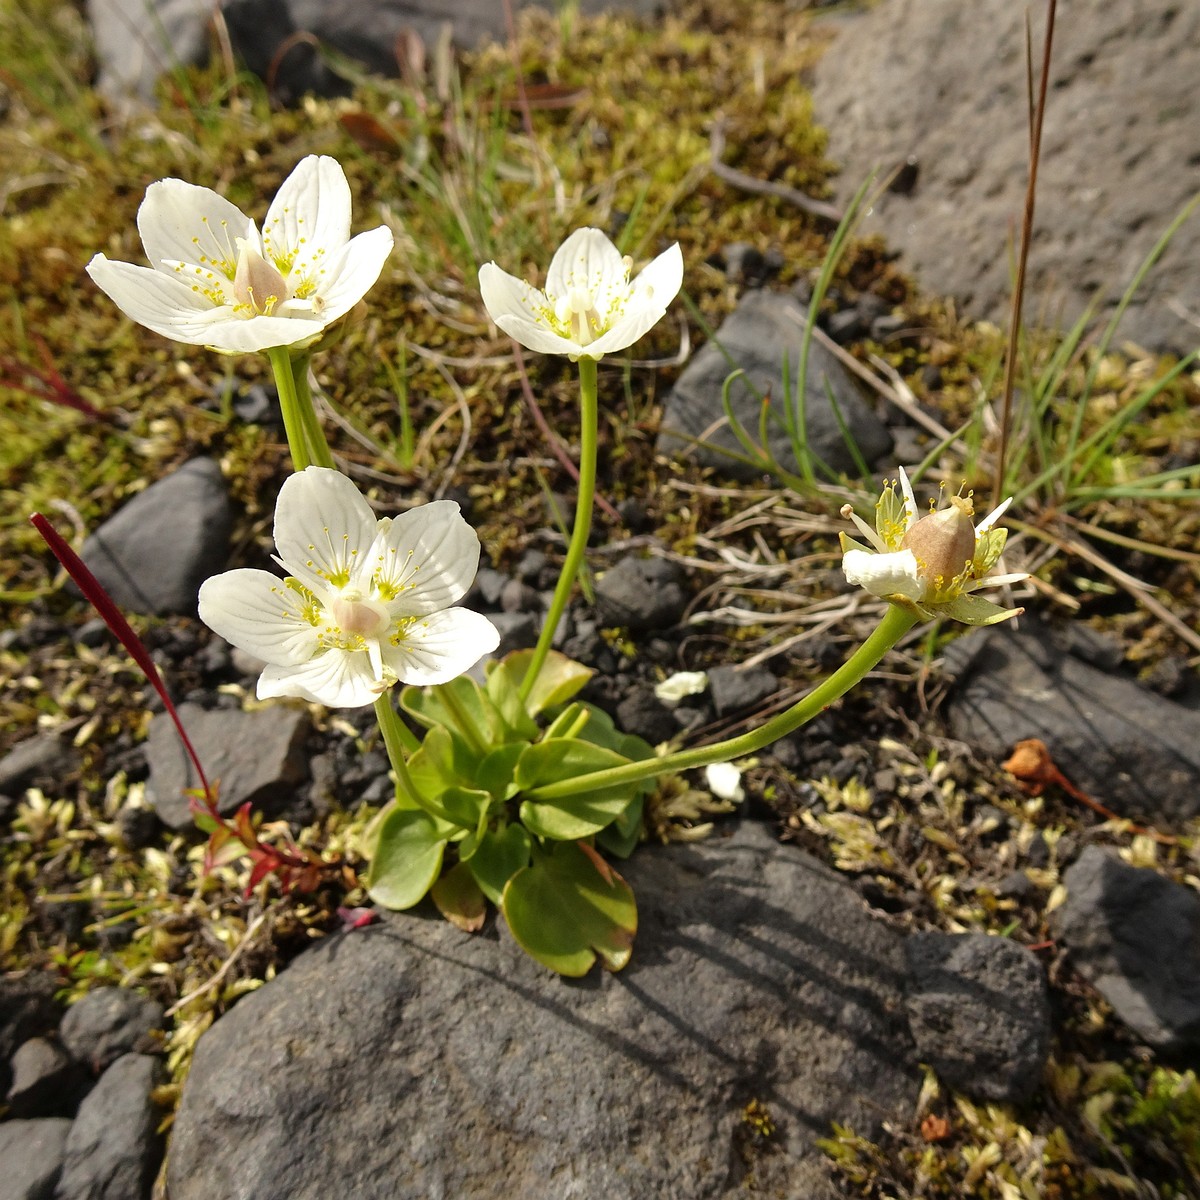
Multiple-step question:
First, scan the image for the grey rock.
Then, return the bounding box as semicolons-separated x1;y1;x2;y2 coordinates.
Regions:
469;565;509;608
594;555;689;632
657;290;892;482
90;0;666;102
708;664;779;717
55;1054;162;1200
486;611;539;657
0;733;79;797
499;577;541;614
167;822;916;1200
7;1038;88;1119
0;1119;73;1200
904;932;1050;1103
614;686;678;746
1052;846;1200;1052
143;700;310;830
811;0;1200;353
945;624;1200;823
58;989;164;1076
0;974;62;1098
78;459;233;617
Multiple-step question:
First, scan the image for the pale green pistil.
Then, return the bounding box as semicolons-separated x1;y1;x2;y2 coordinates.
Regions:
330;588;389;638
233;239;289;317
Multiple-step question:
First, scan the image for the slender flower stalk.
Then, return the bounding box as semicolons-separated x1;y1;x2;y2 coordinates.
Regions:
519;356;599;702
525;604;919;802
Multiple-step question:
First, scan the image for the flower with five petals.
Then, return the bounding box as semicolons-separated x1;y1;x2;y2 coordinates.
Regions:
478;227;683;361
87;156;393;354
839;468;1026;625
198;468;499;708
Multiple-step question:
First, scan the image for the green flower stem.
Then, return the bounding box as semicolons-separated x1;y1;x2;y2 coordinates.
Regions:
524;603;919;802
374;694;420;795
289;350;336;470
267;346;312;471
439;686;488;758
519;355;599;704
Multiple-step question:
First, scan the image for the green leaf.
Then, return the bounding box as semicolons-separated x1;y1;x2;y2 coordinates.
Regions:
516;737;641;840
431;862;487;932
462;823;532;904
365;808;452;910
941;592;1023;626
487;649;593;717
476;742;526;801
596;793;645;859
502;841;637;976
401;674;522;745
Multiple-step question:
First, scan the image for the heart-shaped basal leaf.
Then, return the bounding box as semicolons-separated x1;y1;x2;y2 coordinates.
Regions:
431;861;487;932
461;822;532;904
502;841;637;976
487;649;593;719
516;737;643;840
402;673;530;746
366;807;453;909
596;793;645;859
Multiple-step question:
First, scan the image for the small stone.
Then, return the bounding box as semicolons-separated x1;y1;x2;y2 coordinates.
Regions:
0;1118;72;1200
0;974;62;1097
59;988;164;1075
78;458;234;617
707;664;780;717
826;308;864;343
904;931;1050;1103
469;566;508;608
0;733;80;797
7;1038;88;1119
514;549;550;585
55;1053;162;1200
499;579;541;614
487;612;539;657
143;701;310;830
115;804;161;851
1052;846;1200;1051
615;688;678;747
594;555;689;633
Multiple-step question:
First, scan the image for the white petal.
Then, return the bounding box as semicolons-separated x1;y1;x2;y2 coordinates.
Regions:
964;570;1029;592
138;178;248;278
898;467;919;529
705;762;745;803
273;467;380;592
584;304;670;357
843;548;925;602
381;608;500;686
545;227;625;301
974;495;1013;535
310;226;394;324
195;314;329;353
491;312;581;357
479;262;551;325
370;500;481;615
631;242;683;311
258;648;380;708
263;155;352;269
198;569;320;666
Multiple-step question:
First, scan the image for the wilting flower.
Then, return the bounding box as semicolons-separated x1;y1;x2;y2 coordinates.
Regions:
198;468;499;708
705;763;745;804
87;156;393;354
839;469;1026;625
478;227;683;361
654;670;709;706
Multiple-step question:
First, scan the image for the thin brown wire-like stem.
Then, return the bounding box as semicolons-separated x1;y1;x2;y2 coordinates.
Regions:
994;0;1057;509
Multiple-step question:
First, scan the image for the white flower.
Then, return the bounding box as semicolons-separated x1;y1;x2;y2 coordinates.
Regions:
87;156;393;354
654;670;709;706
198;468;499;708
705;762;745;804
478;227;683;361
839;468;1027;626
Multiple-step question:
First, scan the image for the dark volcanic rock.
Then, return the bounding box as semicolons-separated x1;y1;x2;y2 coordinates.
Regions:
78;458;233;617
6;1038;88;1119
594;555;690;633
904;932;1051;1104
657;290;892;481
55;1053;162;1200
1052;846;1200;1052
58;988;164;1076
0;733;80;798
708;664;780;717
0;1118;73;1200
0;974;62;1098
945;624;1200;823
144;701;311;830
167;822;917;1200
810;0;1200;352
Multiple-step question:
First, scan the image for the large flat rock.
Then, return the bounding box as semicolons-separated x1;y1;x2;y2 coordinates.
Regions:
168;822;917;1199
